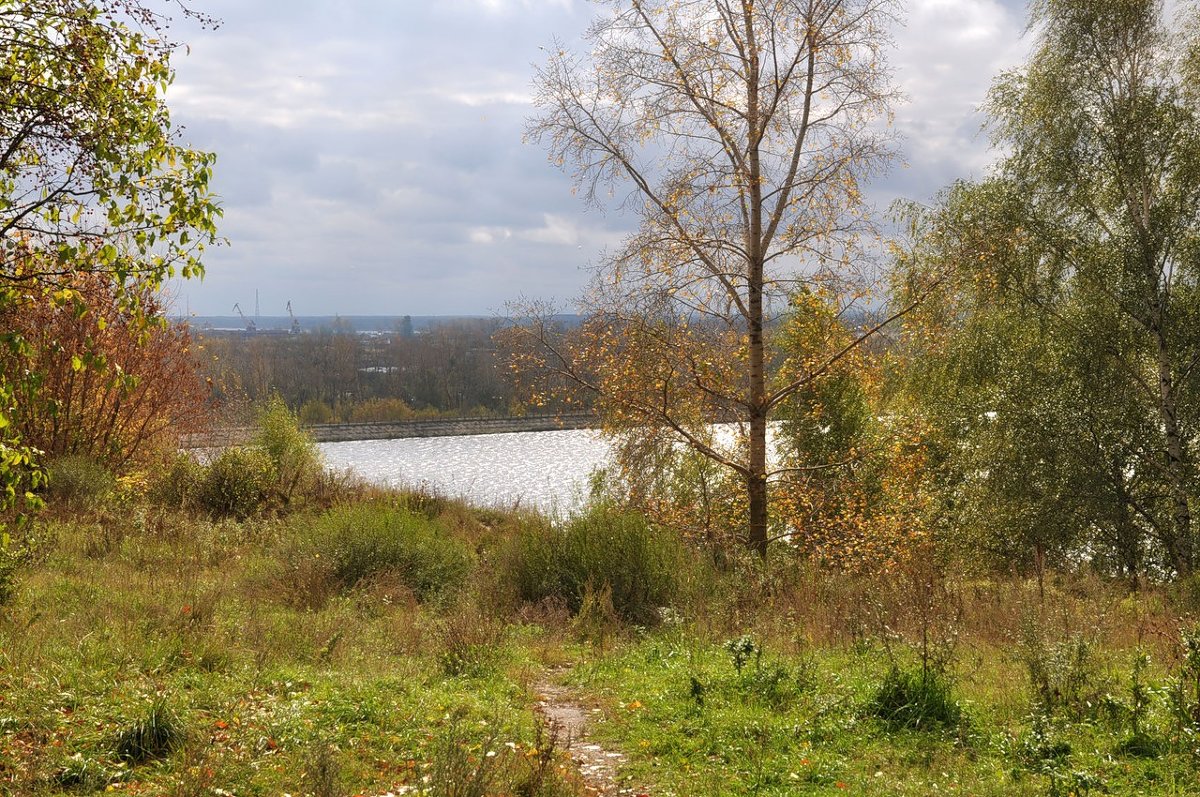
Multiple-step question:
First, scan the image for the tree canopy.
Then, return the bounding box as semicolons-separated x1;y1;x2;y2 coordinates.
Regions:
894;0;1200;579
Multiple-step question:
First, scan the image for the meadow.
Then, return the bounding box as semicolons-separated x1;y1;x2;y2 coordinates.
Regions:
2;441;1199;795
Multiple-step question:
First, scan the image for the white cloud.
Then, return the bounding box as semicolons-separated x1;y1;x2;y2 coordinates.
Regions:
889;0;1029;188
447;90;532;107
166;0;1034;315
454;0;574;14
520;214;580;245
468;226;514;244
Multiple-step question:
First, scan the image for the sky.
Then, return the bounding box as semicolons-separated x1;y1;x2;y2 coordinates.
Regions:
165;0;1032;317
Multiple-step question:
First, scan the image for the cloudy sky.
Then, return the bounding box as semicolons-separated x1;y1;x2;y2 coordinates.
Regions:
166;0;1031;317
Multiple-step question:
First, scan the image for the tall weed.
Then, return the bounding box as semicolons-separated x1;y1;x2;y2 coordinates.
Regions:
1019;620;1107;718
45;455;115;509
197;446;274;519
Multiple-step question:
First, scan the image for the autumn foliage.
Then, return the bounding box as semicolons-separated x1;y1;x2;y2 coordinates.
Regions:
502;292;930;573
0;273;211;469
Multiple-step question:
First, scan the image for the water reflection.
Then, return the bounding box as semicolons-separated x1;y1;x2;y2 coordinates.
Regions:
319;428;613;513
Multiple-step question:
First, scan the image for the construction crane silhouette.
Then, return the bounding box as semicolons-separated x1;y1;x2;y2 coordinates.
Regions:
232;302;256;333
286;301;301;335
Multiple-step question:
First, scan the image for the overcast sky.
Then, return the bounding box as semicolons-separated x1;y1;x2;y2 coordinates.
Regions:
166;0;1031;317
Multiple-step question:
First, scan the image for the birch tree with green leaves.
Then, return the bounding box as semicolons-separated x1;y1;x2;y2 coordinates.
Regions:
896;0;1200;578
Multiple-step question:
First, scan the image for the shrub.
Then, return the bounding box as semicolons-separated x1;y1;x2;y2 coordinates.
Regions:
197;446;275;519
286;504;472;602
44;455;115;509
347;397;415;423
498;507;684;624
868;667;963;730
298;399;335;426
149;452;205;509
253;395;322;505
0;273;211;470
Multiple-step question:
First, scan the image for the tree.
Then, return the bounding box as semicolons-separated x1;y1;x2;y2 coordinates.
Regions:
0;270;212;469
1;0;219;284
893;181;1149;579
0;0;219;518
771;289;930;571
894;0;1200;578
508;0;910;556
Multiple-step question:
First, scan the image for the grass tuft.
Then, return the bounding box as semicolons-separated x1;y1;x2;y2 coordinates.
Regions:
113;700;185;763
868;667;963;731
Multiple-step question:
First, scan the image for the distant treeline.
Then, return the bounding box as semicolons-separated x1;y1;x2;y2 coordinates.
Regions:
196;318;572;424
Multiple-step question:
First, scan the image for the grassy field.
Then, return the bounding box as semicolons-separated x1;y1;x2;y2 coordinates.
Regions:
2;478;1200;795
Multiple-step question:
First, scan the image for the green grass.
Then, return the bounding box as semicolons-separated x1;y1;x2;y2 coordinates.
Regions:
0;503;577;795
561;633;1200;796
3;490;1200;795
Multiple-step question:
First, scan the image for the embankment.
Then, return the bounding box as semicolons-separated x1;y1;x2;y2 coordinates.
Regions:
183;411;596;448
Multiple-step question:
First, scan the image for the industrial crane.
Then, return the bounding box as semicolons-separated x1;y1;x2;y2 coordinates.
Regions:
232;302;256;333
286;301;301;334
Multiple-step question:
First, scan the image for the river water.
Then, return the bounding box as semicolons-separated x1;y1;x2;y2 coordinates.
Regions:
319;428;614;513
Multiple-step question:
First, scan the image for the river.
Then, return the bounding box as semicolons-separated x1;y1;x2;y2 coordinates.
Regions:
319;428;614;513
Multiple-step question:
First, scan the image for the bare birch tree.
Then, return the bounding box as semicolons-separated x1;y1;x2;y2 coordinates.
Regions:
508;0;907;556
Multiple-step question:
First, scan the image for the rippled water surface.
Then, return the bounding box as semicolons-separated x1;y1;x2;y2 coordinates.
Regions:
319;429;613;512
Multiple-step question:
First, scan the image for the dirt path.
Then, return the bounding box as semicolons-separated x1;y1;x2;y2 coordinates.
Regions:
533;677;646;797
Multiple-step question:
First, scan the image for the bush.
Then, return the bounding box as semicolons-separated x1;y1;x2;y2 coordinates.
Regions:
868;667;963;730
498;507;684;624
45;455;115;508
149;452;205;509
253;396;322;505
197;446;275;519
285;504;472;602
347;397;415;423
298;399;335;426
